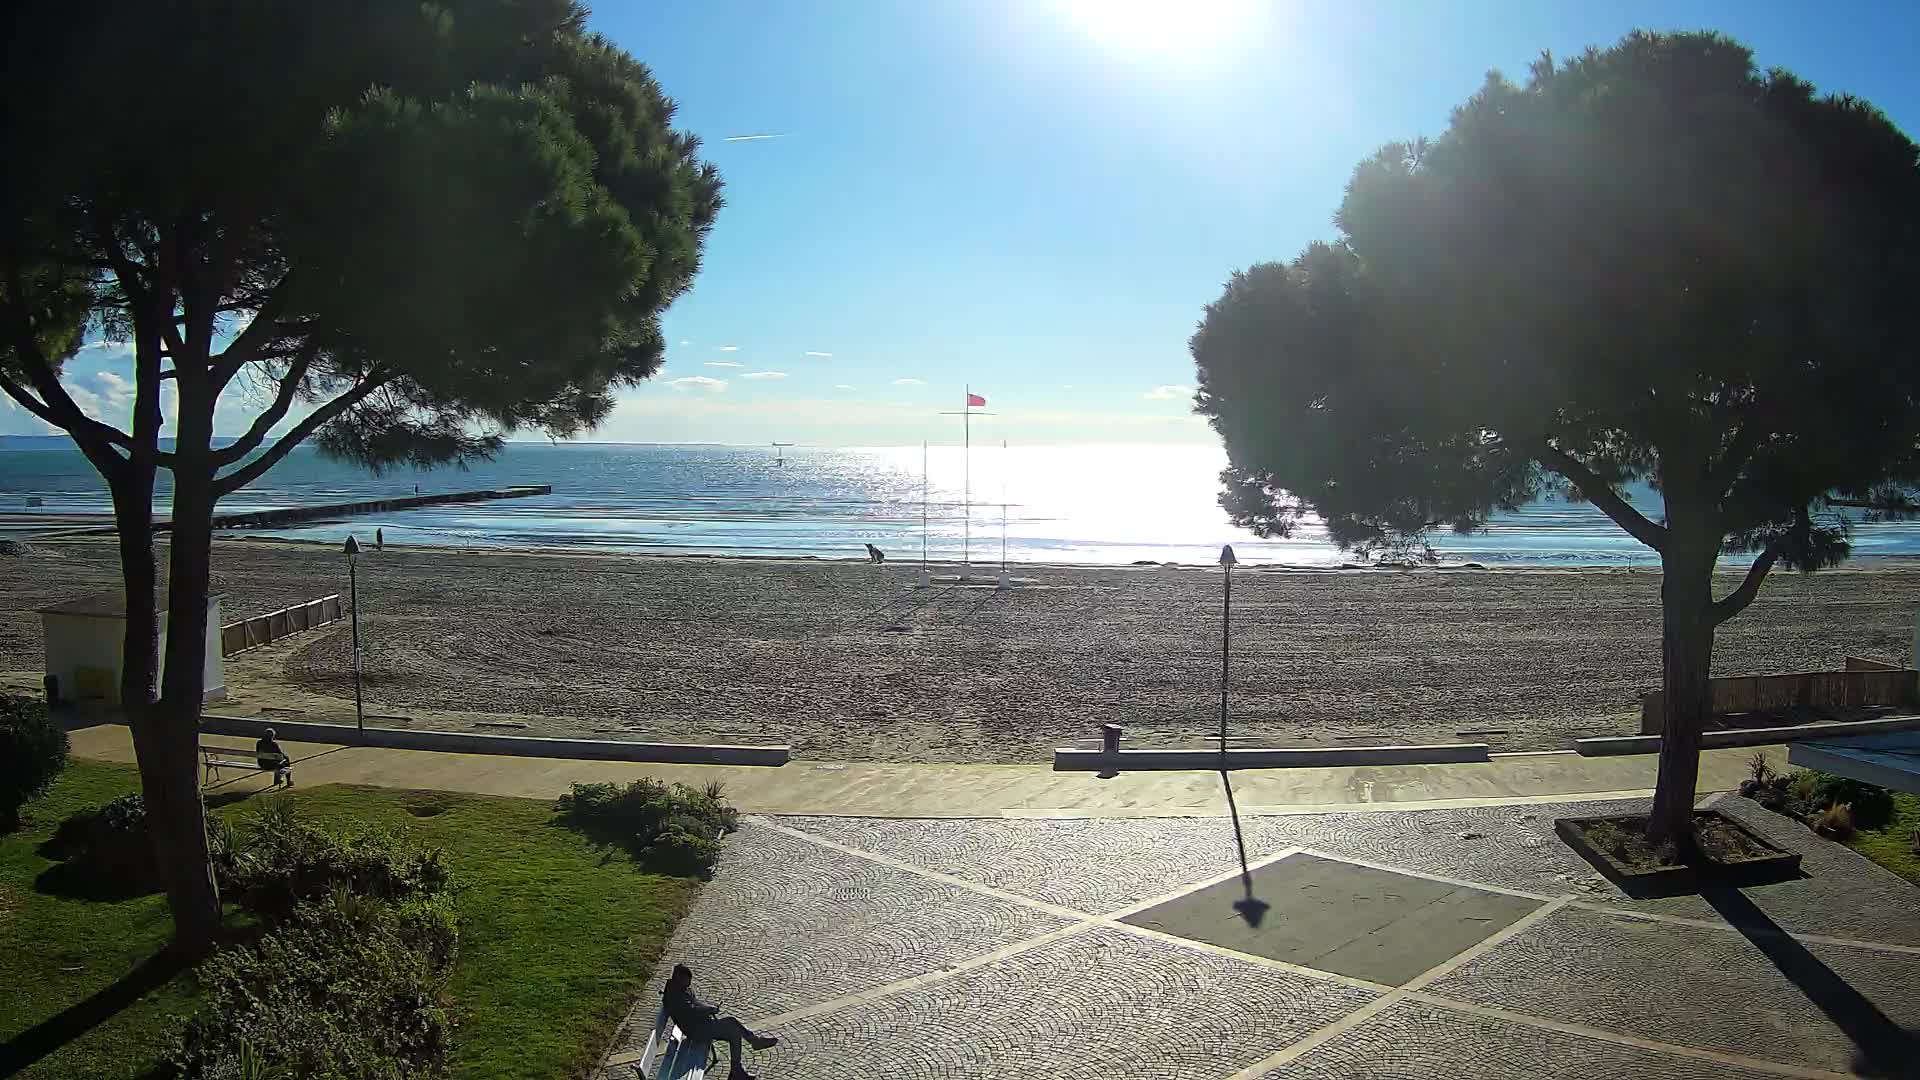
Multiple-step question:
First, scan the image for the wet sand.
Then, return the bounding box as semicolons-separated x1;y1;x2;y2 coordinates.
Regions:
4;538;1916;762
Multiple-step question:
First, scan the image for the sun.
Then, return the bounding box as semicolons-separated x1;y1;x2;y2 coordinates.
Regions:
1059;0;1255;53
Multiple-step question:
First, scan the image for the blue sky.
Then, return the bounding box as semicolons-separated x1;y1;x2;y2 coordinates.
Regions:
10;1;1919;446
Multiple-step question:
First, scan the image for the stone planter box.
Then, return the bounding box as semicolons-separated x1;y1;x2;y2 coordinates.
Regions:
1556;810;1802;897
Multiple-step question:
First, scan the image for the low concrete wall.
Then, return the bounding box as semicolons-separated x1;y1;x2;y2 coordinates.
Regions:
1639;668;1918;734
1053;743;1490;772
221;595;342;657
1845;656;1905;673
199;714;789;767
1577;713;1920;757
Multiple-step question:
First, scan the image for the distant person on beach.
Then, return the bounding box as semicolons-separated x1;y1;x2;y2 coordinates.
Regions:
865;543;885;564
255;728;292;787
376;527;384;550
662;964;778;1079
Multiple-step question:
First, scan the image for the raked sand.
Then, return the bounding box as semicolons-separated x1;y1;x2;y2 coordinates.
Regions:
3;538;1917;763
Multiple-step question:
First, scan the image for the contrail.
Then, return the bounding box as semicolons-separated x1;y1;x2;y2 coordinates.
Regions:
724;133;790;142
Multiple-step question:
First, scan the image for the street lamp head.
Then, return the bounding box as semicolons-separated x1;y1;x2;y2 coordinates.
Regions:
1219;544;1237;568
344;535;361;556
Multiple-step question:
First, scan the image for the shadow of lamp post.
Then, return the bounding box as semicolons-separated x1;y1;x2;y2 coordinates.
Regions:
344;534;364;732
1218;543;1269;927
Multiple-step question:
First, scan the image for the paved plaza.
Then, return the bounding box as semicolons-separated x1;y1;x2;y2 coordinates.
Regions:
601;793;1920;1079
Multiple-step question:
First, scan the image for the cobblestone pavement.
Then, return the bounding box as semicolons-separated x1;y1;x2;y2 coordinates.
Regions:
603;795;1920;1080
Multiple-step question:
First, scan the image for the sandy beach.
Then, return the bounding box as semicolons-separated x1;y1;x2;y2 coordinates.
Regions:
3;538;1917;762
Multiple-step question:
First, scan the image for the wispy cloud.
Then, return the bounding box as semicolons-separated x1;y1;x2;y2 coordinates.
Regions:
668;376;728;393
833;384;857;391
892;377;925;386
717;345;740;352
1061;384;1075;390
1143;385;1193;401
704;361;743;369
804;351;832;358
724;133;790;142
740;371;788;381
678;340;692;346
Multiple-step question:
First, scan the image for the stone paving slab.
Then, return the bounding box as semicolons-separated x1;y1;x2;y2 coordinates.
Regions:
1266;999;1794;1080
751;925;1381;1080
608;802;1920;1079
1426;903;1920;1074
609;823;1073;1031
776;815;1257;913
1122;853;1543;986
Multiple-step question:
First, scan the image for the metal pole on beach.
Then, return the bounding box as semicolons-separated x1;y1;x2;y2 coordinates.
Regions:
922;441;929;570
963;387;971;579
344;535;365;732
1001;439;1008;572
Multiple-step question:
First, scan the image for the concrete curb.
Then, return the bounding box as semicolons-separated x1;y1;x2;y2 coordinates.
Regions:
1574;713;1920;757
1051;743;1491;772
199;714;790;767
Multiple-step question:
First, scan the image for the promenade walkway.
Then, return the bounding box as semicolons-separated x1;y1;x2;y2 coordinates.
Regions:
69;722;1772;817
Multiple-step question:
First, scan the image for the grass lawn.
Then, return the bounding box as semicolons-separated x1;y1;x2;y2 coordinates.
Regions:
1;760;699;1079
1845;790;1920;886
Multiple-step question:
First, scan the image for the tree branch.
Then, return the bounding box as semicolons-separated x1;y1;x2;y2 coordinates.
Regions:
1535;438;1669;552
211;349;315;467
1711;540;1781;625
212;370;394;497
209;275;294;390
1708;422;1761;499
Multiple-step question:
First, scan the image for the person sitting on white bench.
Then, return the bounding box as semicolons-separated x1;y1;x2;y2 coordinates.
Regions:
255;728;293;787
663;964;777;1080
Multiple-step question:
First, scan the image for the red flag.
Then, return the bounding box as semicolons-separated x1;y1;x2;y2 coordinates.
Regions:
966;392;986;407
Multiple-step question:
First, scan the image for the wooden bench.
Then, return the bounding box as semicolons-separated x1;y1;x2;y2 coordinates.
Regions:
200;741;288;786
636;1003;712;1079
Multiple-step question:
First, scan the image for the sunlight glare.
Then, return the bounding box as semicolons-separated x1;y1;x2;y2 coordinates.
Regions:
1060;0;1254;53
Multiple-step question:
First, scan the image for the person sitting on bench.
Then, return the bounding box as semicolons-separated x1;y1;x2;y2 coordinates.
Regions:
255;728;292;787
663;964;777;1079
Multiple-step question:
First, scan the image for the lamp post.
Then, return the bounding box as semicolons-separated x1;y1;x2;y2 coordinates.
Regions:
344;535;364;732
1219;543;1236;763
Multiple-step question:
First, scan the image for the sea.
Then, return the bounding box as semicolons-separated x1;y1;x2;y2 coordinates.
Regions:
2;438;1917;567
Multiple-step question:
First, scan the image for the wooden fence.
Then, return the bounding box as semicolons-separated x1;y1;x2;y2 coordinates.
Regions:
220;595;343;657
1640;666;1919;733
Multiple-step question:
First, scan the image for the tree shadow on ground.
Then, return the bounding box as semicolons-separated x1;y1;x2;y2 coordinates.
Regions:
1702;887;1919;1078
33;812;159;903
0;944;190;1076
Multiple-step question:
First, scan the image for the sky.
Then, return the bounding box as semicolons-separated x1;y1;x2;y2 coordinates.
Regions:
10;0;1920;447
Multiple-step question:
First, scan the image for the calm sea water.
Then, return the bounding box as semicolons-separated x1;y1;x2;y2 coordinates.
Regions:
2;439;1916;566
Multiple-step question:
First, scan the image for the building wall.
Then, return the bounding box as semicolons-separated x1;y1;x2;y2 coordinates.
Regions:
42;596;226;706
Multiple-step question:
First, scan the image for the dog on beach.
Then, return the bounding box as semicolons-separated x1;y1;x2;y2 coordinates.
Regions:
865;543;886;564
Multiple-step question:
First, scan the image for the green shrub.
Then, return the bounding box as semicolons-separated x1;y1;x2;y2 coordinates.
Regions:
1812;774;1895;831
0;693;69;829
642;824;723;876
170;890;455;1079
1742;768;1899;835
223;799;450;920
554;778;738;876
35;793;160;899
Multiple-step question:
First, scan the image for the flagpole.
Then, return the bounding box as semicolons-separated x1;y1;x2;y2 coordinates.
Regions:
963;386;971;579
1001;439;1008;572
921;441;929;570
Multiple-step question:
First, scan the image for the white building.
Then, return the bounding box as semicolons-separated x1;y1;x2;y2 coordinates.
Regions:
39;592;225;707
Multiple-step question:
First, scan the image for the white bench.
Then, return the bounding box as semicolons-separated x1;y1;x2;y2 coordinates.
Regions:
200;742;288;786
636;1003;712;1079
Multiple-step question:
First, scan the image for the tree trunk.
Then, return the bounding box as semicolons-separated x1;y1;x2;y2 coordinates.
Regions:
152;408;223;951
1647;532;1718;855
